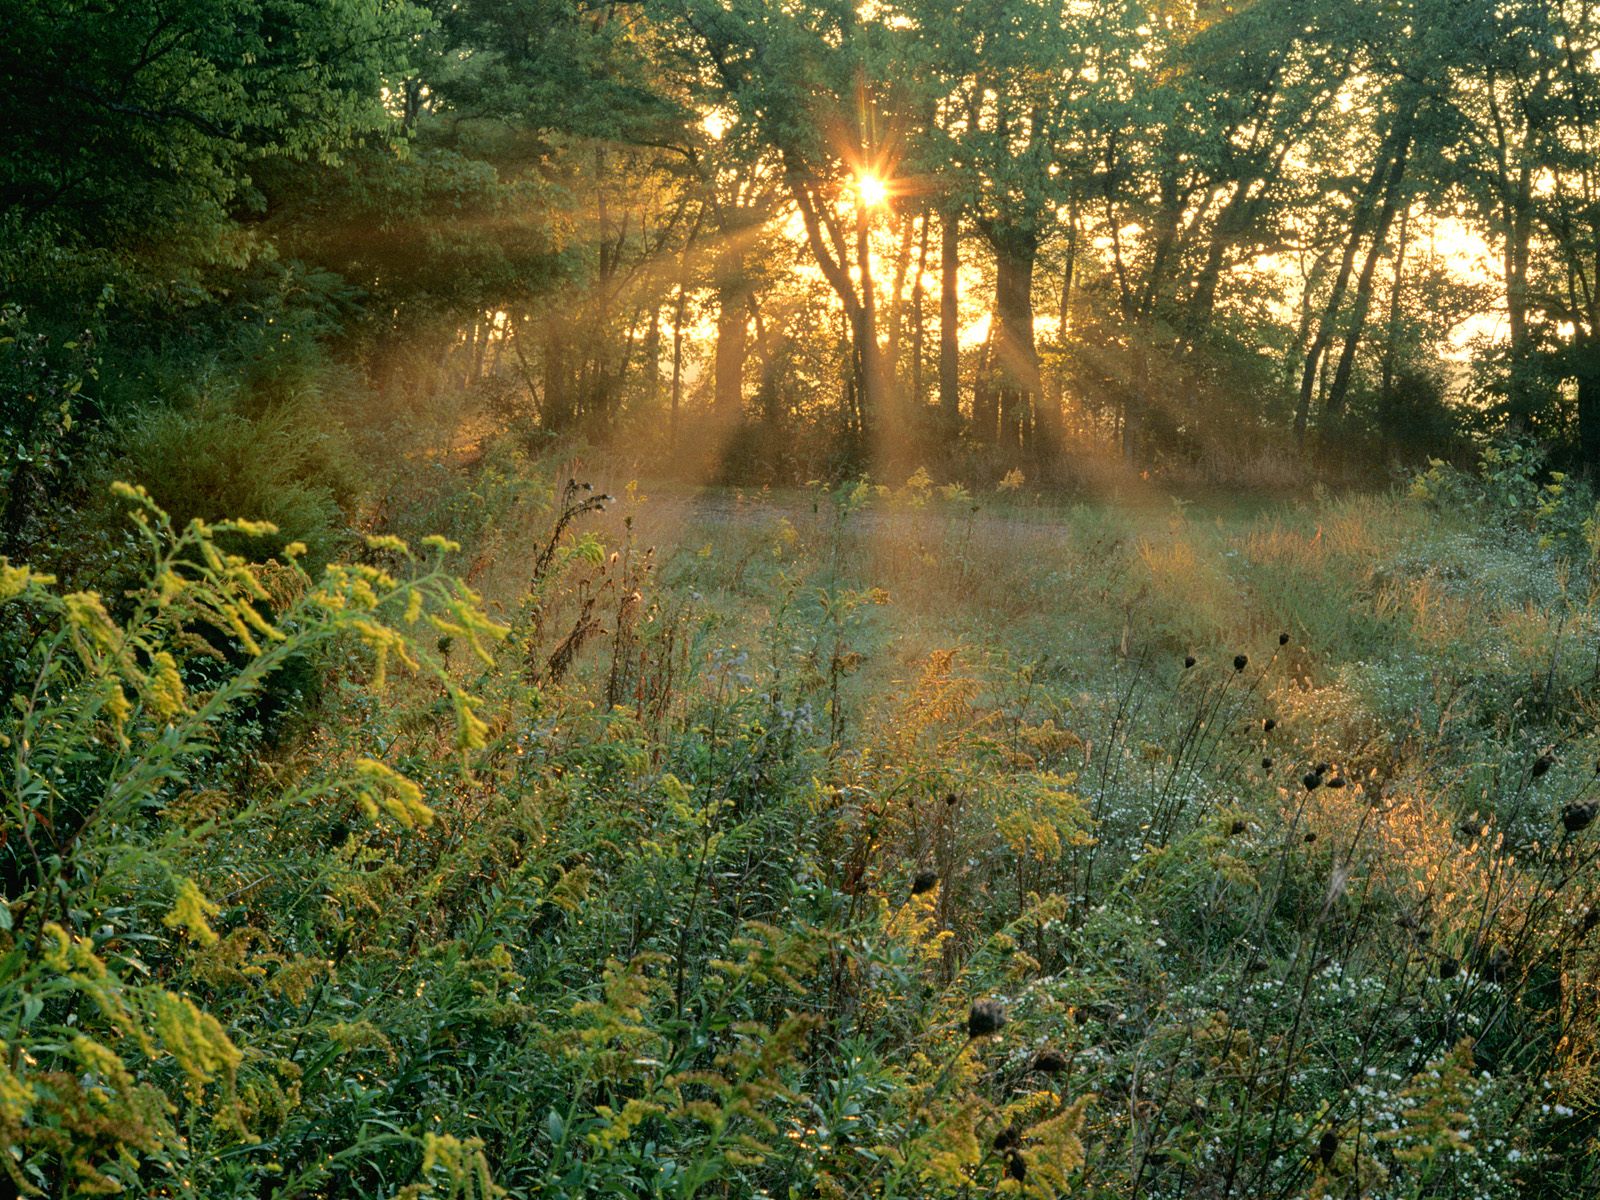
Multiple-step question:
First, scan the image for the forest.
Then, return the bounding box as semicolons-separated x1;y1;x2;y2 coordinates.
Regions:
8;0;1600;1196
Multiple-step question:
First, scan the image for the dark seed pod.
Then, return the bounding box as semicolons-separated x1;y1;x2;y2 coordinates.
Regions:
1303;772;1322;792
993;1125;1021;1152
911;869;939;895
945;792;959;806
1325;776;1347;789
1263;718;1277;732
1438;955;1459;979
1317;1131;1338;1166
1533;754;1556;779
1584;908;1600;934
1006;1152;1027;1183
1262;757;1274;769
1280;632;1292;646
968;999;1007;1038
1230;819;1248;836
1313;762;1330;776
1184;655;1197;669
1031;1048;1070;1075
1562;801;1598;834
1233;654;1249;672
1304;832;1317;843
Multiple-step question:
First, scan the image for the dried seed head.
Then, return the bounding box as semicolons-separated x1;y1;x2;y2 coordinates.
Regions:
1031;1048;1070;1075
1317;1131;1338;1166
1263;718;1277;732
968;999;1007;1038
1006;1152;1027;1183
1303;772;1322;792
1313;762;1330;776
1230;819;1248;836
1262;757;1274;769
1563;801;1599;834
993;1125;1021;1152
1233;654;1249;672
1303;832;1317;844
1438;955;1459;980
1184;655;1197;669
1325;776;1347;789
1533;754;1556;779
911;869;939;895
1279;632;1291;646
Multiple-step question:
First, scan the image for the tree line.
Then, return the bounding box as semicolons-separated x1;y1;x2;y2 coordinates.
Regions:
8;0;1600;485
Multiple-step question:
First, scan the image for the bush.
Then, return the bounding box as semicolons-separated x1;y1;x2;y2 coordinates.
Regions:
113;370;357;569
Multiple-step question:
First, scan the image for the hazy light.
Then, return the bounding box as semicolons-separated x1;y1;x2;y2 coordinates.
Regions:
857;171;889;209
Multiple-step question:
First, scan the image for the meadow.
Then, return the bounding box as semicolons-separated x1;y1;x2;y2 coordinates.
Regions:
9;405;1600;1198
16;0;1600;1194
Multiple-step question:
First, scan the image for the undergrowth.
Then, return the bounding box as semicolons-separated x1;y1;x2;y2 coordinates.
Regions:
5;437;1600;1197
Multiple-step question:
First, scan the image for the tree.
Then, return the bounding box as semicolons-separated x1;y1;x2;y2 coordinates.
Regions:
1;0;425;263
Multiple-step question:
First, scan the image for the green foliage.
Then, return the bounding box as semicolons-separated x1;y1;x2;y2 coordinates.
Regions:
1;0;427;256
0;485;498;1196
0;304;99;551
117;381;352;569
9;440;1600;1197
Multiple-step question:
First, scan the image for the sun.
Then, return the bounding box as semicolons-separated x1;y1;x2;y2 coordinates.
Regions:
856;171;889;209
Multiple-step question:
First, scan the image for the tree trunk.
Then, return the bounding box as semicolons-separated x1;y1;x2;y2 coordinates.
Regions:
714;252;749;425
1044;197;1079;452
1380;202;1411;399
1504;168;1538;426
543;323;574;432
939;204;961;433
1294;115;1410;441
855;203;882;438
973;325;997;444
1577;339;1600;476
641;296;663;413
786;169;881;443
670;282;687;448
912;209;930;411
886;209;916;392
991;229;1039;456
1323;129;1413;421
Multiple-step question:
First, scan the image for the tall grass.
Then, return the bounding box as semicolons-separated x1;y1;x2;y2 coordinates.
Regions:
5;436;1600;1197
